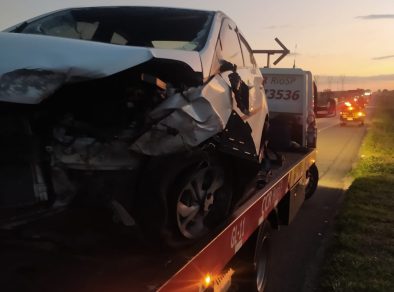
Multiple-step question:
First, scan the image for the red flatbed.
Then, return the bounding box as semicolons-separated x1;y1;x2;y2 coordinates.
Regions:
0;150;316;292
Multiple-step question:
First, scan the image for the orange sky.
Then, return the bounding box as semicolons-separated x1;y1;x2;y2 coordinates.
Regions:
0;0;393;91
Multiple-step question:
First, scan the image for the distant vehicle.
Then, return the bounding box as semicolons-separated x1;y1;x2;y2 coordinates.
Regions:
339;100;366;126
316;90;337;117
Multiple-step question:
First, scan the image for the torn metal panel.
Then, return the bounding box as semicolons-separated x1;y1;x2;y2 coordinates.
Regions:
130;75;232;155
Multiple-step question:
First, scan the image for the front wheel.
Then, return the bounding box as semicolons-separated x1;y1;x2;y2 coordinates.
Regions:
134;153;233;247
171;158;232;241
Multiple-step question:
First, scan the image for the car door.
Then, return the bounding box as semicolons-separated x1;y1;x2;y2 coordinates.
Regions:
237;33;267;155
211;18;266;160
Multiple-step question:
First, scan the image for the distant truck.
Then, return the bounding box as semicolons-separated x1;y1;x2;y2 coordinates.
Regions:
260;67;317;149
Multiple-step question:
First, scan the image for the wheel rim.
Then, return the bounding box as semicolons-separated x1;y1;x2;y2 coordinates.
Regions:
176;164;224;239
256;235;269;291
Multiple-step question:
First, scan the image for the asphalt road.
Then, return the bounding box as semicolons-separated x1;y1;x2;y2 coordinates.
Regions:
265;114;367;292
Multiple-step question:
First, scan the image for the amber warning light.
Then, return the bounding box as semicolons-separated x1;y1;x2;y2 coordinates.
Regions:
204;274;212;287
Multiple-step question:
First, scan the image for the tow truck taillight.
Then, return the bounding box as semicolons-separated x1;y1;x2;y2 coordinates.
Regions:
200;269;234;292
204;274;212;287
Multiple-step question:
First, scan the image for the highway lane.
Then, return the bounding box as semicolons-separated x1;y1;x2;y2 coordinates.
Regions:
266;114;367;292
316;115;339;134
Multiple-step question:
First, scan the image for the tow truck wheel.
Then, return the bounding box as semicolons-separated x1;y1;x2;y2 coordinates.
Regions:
235;221;271;292
305;163;319;200
254;222;271;292
135;153;232;247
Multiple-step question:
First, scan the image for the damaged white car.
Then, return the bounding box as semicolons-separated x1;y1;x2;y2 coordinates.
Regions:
0;6;269;245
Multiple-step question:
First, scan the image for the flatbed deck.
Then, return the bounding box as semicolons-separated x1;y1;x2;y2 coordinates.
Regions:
0;150;315;292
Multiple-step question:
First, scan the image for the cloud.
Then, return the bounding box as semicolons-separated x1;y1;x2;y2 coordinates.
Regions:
262;25;290;29
372;55;394;60
356;14;394;20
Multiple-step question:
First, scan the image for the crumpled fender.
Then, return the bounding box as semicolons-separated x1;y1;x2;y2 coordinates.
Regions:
130;75;233;155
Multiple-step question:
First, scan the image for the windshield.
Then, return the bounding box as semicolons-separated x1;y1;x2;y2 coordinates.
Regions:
14;7;214;51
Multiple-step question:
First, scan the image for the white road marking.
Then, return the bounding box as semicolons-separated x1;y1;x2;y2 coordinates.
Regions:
318;123;337;133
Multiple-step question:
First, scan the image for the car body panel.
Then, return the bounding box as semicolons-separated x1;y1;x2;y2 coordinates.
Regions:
0;32;202;104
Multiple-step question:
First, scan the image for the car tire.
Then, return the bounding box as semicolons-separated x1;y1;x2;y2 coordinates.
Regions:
305;163;319;200
134;152;233;247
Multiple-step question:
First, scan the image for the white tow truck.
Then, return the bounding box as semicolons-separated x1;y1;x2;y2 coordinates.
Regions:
0;6;319;291
0;64;319;292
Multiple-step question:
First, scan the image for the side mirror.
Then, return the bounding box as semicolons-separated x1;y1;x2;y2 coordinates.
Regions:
219;60;236;73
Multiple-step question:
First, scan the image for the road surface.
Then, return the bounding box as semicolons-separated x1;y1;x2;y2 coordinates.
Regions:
266;114;368;292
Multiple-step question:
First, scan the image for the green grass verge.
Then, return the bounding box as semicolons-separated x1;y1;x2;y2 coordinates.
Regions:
318;91;394;292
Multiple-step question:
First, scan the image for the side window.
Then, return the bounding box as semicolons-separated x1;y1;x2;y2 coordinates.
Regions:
219;20;243;67
239;35;256;68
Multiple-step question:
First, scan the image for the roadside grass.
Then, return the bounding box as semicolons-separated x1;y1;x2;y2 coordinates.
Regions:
318;91;394;292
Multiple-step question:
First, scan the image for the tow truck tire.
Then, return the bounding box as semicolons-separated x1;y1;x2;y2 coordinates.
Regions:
305;163;319;200
134;152;232;248
236;221;271;292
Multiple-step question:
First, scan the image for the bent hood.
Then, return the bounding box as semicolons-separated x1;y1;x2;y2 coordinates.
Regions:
0;32;202;104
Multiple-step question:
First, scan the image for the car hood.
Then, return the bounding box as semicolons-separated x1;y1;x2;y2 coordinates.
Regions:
0;32;202;104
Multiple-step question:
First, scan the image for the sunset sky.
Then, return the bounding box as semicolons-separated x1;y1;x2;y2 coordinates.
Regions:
1;0;393;91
